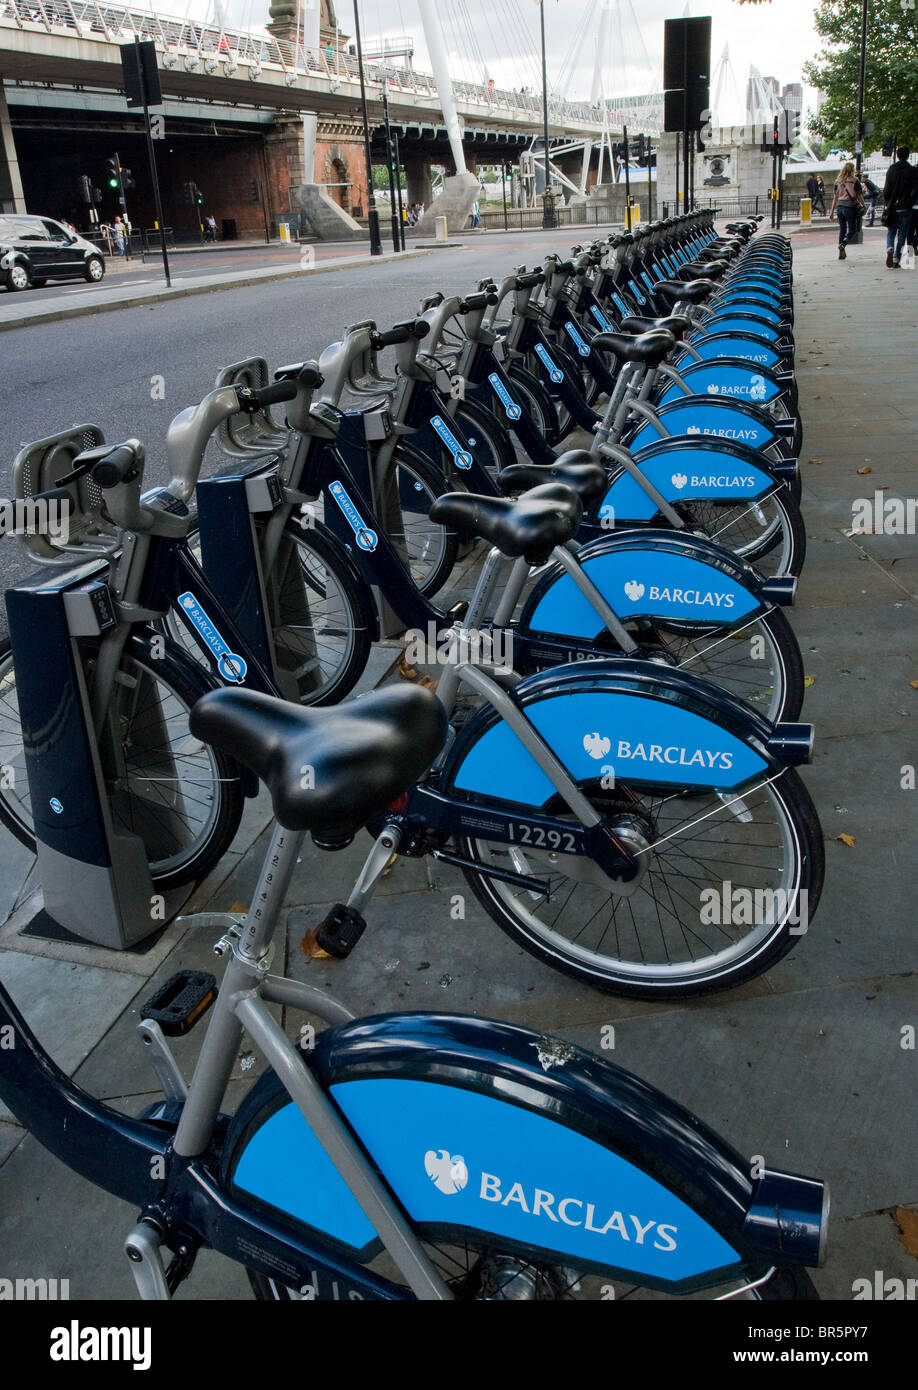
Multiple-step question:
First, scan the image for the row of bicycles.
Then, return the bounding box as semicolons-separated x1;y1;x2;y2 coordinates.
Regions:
0;210;830;1301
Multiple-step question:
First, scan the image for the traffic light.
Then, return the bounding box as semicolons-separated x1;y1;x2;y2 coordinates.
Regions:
792;110;802;141
882;135;895;157
105;156;120;189
79;174;93;203
634;134;646;165
195;187;203;205
121;168;135;190
182;181;195;205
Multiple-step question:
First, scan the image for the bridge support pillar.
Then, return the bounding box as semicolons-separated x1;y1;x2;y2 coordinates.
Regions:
0;83;25;213
404;155;433;211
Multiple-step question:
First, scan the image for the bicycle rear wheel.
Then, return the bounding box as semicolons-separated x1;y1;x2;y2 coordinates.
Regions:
0;633;243;891
459;767;823;998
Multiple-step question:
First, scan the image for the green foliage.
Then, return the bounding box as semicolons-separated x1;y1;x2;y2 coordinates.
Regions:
804;0;918;152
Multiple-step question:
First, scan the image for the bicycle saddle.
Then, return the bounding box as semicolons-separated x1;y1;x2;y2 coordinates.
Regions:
589;329;675;365
496;450;606;507
620;313;692;338
655;278;718;306
188;685;447;847
680;259;728;279
429;482;582;564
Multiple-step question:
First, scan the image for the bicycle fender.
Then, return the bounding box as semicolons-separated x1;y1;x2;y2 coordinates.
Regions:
657;360;786;409
441;659;812;805
673;334;785;370
223;1013;825;1291
625;397;781;455
598;439;788;523
519;530;771;638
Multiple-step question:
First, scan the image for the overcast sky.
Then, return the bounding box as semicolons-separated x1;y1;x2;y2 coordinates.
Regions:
205;0;823;125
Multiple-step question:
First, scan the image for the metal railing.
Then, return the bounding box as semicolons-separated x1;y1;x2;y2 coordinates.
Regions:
0;0;606;129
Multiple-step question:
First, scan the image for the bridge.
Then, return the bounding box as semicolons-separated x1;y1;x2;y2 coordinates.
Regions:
0;0;655;239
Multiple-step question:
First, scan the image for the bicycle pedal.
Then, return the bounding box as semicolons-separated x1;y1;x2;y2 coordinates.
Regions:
302;904;367;960
140;971;217;1037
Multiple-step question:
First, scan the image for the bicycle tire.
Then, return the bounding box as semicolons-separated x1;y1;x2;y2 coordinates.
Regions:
0;633;243;892
458;766;824;998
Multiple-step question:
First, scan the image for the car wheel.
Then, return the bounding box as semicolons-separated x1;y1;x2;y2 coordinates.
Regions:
5;263;30;292
85;257;105;283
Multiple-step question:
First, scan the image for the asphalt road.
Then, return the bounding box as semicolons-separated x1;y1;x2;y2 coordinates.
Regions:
0;226;591;605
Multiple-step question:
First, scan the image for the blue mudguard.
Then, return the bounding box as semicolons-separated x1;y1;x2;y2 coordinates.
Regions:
442;658;812;805
656;360;789;410
223;1013;825;1292
690;314;786;343
597;437;792;524
624;396;787;454
519;529;779;639
672;334;787;370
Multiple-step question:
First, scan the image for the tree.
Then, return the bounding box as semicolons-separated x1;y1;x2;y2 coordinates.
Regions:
804;0;918;152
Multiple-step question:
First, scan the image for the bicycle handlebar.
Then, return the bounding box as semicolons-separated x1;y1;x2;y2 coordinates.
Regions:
370;319;429;349
515;270;544;290
458;290;498;312
236;380;298;414
274;362;324;389
91;443;142;489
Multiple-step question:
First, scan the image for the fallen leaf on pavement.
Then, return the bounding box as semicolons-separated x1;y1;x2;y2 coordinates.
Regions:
857;466;872;475
895;1207;918;1258
836;833;856;848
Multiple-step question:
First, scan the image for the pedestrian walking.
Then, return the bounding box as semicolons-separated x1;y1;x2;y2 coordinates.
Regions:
111;215;125;256
806;174;821;215
204;214;218;242
813;176;827;215
882;146;917;268
469;199;480;229
860;174;880;226
829;163;866;259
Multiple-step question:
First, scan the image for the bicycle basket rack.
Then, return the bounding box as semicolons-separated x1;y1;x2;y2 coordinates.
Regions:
214;357;289;456
11;424;120;563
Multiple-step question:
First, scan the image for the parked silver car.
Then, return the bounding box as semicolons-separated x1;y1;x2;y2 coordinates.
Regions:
0;215;106;291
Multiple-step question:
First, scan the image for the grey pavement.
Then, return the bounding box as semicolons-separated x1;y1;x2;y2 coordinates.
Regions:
0;224;916;1301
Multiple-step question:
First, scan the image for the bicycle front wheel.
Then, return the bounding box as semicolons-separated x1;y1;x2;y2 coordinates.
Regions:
0;633;243;891
163;521;373;707
459;768;823;997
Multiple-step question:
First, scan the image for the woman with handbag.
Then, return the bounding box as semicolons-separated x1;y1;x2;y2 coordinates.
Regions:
829;163;867;260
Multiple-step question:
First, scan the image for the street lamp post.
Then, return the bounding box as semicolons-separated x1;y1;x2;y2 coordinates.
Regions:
539;0;555;227
352;0;382;255
379;77;401;252
855;0;868;175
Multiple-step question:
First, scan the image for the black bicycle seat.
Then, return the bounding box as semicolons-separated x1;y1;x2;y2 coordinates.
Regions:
497;450;607;507
589;329;675;366
188;685;447;846
655;278;717;306
429;483;582;564
620;313;692;338
681;259;728;280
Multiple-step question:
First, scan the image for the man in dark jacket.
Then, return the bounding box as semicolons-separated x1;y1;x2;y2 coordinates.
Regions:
883;147;917;267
